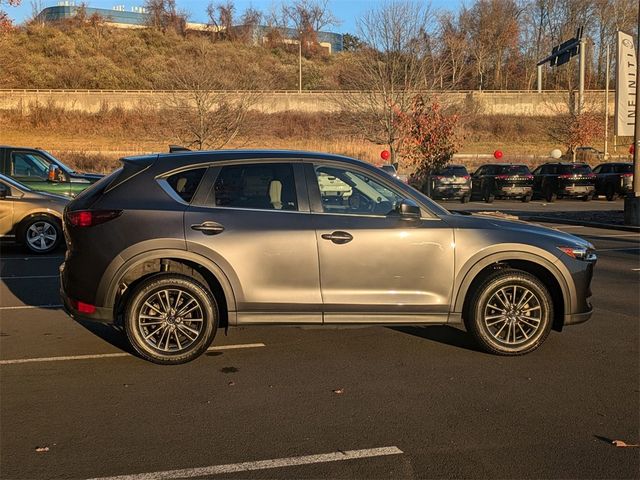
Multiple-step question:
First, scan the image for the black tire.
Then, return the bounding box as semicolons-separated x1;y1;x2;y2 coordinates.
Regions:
464;269;553;356
483;185;495;203
521;194;532;203
581;192;593;202
605;184;617;201
544;185;557;203
460;194;471;204
20;215;62;254
124;274;218;365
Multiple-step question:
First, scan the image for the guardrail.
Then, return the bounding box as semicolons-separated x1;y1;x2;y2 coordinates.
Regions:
0;89;611;94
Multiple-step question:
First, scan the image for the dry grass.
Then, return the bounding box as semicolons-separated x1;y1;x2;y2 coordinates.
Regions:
1;105;624;175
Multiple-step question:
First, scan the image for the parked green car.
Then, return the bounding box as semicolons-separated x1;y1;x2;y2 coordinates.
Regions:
0;146;103;197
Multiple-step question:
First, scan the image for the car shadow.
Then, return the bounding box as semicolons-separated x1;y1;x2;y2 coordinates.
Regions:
74;319;136;354
390;325;481;352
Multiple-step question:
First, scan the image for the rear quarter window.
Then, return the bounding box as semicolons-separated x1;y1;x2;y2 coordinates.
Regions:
166;168;207;203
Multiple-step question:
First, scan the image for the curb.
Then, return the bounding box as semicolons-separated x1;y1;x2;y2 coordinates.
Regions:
521;215;640;233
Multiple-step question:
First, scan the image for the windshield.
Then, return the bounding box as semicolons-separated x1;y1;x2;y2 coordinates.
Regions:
558;164;591;175
41;150;75;174
496;165;530;175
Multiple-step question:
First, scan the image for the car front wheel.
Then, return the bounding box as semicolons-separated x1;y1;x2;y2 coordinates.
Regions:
465;269;553;355
124;274;218;364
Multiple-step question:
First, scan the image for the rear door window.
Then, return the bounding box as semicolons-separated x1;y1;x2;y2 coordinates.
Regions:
212;163;298;211
615;164;633;174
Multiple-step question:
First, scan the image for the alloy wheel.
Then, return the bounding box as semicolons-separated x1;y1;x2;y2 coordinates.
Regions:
137;288;205;353
483;285;542;346
26;221;58;252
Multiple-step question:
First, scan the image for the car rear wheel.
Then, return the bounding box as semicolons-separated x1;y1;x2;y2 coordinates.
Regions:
544;185;557;203
21;216;62;254
581;192;593;202
605;184;617;201
521;194;532;203
460;194;471;204
124;274;218;365
483;185;495;203
465;269;553;355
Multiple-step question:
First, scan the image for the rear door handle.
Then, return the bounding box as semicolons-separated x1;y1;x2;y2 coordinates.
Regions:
321;231;353;244
191;221;225;235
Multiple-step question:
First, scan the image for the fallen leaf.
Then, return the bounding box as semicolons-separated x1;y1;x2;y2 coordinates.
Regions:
612;440;639;448
35;447;49;453
332;388;344;394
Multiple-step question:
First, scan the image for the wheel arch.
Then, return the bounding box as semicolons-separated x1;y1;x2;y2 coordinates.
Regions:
99;249;237;327
453;251;572;331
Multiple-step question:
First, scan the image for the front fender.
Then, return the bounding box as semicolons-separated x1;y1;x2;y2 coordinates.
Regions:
452;245;574;316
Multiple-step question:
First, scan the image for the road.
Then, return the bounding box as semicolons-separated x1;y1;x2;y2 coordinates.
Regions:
1;222;638;479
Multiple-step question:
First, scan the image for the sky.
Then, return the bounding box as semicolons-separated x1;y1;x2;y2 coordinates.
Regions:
7;0;462;34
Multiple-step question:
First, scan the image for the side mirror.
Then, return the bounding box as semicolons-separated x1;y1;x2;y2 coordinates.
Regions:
396;199;421;219
48;164;60;182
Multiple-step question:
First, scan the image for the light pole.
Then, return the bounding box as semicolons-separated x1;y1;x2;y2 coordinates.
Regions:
298;31;302;94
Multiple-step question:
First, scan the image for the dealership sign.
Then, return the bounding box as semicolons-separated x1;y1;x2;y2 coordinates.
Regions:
615;31;637;137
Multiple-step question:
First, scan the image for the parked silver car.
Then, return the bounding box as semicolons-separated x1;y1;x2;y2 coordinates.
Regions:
0;174;67;253
60;151;596;364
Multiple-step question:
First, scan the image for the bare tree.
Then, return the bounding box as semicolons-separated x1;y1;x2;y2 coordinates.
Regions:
144;0;187;34
163;44;261;150
281;0;339;55
335;1;434;164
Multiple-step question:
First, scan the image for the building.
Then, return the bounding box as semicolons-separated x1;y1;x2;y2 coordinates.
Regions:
36;3;343;53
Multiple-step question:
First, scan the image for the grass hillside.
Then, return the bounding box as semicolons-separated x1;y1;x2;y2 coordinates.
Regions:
0;23;347;90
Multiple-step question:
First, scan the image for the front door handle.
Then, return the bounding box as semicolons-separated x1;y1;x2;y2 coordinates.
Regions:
191;221;225;235
321;231;353;244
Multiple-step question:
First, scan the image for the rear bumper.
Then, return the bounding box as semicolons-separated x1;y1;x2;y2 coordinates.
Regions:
498;185;532;197
433;185;470;198
60;287;113;323
560;185;595;197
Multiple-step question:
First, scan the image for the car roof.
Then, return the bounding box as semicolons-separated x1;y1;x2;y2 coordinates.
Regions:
542;162;589;165
479;163;528;167
131;149;376;171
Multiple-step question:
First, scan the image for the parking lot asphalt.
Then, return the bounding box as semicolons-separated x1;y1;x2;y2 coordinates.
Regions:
1;221;638;479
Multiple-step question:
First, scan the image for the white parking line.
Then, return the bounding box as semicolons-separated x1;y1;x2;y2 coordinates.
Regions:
86;446;404;480
0;275;59;280
0;343;266;365
0;304;63;311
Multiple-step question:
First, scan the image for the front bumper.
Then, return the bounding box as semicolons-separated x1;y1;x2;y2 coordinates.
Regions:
564;304;593;325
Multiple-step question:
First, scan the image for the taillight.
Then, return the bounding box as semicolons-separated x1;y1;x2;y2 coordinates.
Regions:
496;174;509;180
587;174;596;179
525;174;534;179
463;175;470;180
621;173;633;178
432;175;443;180
558;174;573;179
66;210;122;227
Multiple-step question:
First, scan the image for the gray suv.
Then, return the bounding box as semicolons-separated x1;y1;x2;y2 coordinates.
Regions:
60;151;596;364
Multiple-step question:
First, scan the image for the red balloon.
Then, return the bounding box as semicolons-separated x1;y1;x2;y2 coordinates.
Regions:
630;144;635;155
494;150;503;160
381;150;390;161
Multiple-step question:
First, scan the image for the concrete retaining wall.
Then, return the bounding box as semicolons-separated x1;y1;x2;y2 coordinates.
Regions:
0;90;614;116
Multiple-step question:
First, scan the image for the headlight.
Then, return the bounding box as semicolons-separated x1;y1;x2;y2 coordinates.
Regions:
558;246;597;262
